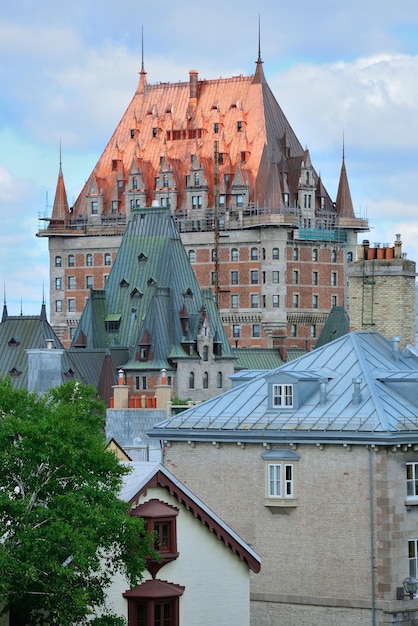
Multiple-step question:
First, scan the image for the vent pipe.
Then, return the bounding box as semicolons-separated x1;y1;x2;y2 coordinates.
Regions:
319;378;328;405
390;336;400;362
45;339;54;350
352;378;362;405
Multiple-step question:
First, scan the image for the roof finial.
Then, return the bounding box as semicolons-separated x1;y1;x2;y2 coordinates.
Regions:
20;297;23;317
59;137;62;168
258;14;262;63
252;15;266;84
141;24;144;72
2;283;7;323
137;25;147;94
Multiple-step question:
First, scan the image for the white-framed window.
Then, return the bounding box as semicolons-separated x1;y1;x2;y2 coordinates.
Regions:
310;324;316;338
272;384;293;408
91;201;98;215
292;294;299;308
293;270;299;285
312;248;318;262
312;271;318;285
407;463;418;500
86;254;93;267
331;249;337;263
272;271;279;284
293;248;299;261
68;254;75;267
262;449;299;508
250;294;259;308
231;271;239;285
251;270;259;284
231;248;238;261
188;250;196;263
55;300;62;313
68;276;76;290
312;294;319;309
55;277;62;290
331;295;338;307
409;539;418;579
273;294;280;308
68;298;75;313
104;253;112;266
231;294;239;309
268;463;294;498
291;324;297;338
86;275;93;289
232;324;240;338
272;247;279;260
331;272;337;286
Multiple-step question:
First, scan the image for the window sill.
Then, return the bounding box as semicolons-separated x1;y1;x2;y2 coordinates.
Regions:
405;498;418;506
264;498;298;509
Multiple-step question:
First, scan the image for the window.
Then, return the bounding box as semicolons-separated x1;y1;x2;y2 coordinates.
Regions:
250;294;259;308
219;195;225;207
293;248;299;261
68;254;75;267
188;250;196;263
251;270;259;284
262;449;299;508
103;275;109;286
292;294;299;308
68;298;75;313
273;384;293;407
91;201;98;215
55;277;62;290
231;294;239;309
251;247;258;260
214;122;219;133
272;248;279;260
312;295;319;309
312;271;318;285
152;127;158;137
203;372;209;389
283;193;289;207
331;295;337;307
291;324;297;338
68;276;76;289
111;200;118;213
237;194;243;207
55;256;62;267
347;251;353;262
202;345;208;362
211;272;216;286
273;294;280;308
231;271;238;285
237;120;242;131
232;325;240;338
292;270;299;285
188;372;194;389
272;271;280;284
409;539;418;580
252;324;261;338
310;324;316;338
126;595;180;626
312;248;318;262
86;254;93;267
55;300;62;313
86;275;93;289
104;253;112;266
331;249;337;263
331;272;337;286
407;463;418;500
262;295;266;308
69;327;76;340
211;249;216;262
231;248;239;261
217;371;222;388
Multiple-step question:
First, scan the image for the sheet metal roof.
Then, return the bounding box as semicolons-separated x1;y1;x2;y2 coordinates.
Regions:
149;331;418;445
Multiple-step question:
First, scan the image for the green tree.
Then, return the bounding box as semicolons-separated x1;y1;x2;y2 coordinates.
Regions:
0;378;153;625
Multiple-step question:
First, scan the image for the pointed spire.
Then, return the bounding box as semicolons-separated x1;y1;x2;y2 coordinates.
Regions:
335;137;355;218
252;14;266;84
50;147;70;226
2;284;8;323
40;283;47;321
137;25;147;94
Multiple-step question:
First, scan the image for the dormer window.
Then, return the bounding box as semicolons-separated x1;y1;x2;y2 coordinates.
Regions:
105;315;121;333
8;337;20;347
272;384;293;408
138;253;148;263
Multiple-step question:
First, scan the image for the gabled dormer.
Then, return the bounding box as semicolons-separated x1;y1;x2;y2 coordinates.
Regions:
137;329;152;361
266;371;325;412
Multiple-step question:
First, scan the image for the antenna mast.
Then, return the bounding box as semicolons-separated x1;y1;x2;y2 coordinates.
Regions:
213;141;220;308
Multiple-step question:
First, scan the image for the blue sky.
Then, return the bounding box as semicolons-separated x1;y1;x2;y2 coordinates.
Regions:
0;0;418;315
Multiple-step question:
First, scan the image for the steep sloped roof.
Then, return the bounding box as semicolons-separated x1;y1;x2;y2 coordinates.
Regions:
72;205;234;366
0;305;75;389
149;331;418;445
120;461;261;573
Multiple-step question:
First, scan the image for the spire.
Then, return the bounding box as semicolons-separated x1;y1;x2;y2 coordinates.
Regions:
50;147;70;226
137;25;147;94
2;284;7;323
335;137;355;219
40;283;47;321
252;15;266;84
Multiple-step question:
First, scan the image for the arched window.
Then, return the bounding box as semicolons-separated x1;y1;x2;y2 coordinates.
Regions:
188;372;194;389
203;372;209;389
217;371;222;389
306;171;310;184
104;253;112;266
132;177;138;189
86;254;93;267
188;250;196;263
293;248;299;261
202;345;208;362
272;248;279;260
231;248;238;261
312;248;318;262
68;254;75;267
251;247;258;260
55;256;62;267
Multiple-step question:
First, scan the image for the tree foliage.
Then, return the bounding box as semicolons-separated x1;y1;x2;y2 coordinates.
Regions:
0;378;153;625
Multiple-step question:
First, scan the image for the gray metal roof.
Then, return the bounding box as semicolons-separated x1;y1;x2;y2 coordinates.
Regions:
148;331;418;445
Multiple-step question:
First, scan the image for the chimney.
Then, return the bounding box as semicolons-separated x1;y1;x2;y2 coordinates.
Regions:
113;369;129;409
189;70;199;99
156;368;171;410
394;234;402;259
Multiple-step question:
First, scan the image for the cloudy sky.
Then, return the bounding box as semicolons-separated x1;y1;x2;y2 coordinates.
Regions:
1;0;418;315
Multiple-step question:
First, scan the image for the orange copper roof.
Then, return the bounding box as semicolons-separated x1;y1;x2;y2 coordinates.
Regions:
51;163;69;223
69;56;331;218
335;155;355;218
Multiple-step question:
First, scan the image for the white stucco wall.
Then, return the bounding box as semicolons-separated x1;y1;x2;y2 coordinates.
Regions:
105;486;251;625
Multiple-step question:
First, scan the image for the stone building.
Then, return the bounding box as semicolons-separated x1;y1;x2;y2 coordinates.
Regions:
348;235;416;348
38;44;368;352
149;330;418;626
